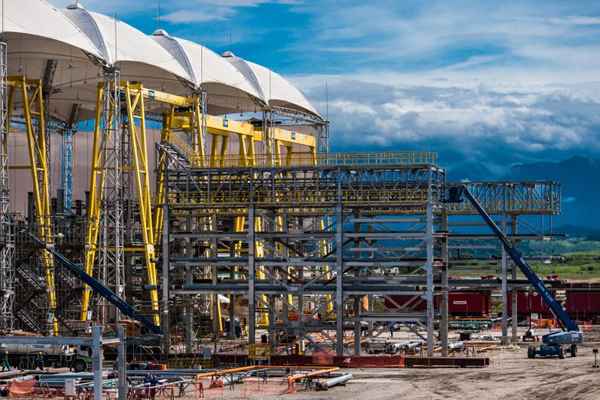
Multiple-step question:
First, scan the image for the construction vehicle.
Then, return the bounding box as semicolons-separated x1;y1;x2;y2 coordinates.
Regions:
447;185;583;359
0;343;92;372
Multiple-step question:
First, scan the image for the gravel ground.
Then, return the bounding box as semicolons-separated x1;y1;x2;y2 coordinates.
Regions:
279;345;600;400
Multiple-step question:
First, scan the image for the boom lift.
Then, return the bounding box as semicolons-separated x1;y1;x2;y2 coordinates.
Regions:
447;185;582;359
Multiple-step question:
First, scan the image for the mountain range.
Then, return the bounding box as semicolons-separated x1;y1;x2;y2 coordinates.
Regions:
447;156;600;239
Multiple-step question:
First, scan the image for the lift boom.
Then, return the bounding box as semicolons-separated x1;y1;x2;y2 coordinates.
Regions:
28;232;162;335
449;186;582;351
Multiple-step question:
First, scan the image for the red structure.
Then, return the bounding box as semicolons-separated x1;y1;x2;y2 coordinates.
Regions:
508;290;554;319
385;291;491;317
447;291;490;317
384;295;426;311
566;290;600;321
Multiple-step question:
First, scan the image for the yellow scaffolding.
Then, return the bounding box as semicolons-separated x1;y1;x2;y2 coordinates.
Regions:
81;83;319;334
81;81;162;326
6;77;57;335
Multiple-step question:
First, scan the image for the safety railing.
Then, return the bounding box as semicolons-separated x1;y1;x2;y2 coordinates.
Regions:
188;151;438;168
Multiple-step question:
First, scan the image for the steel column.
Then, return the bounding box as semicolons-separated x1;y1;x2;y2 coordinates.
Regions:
440;209;449;356
425;191;434;356
501;216;508;345
335;203;344;356
248;205;256;348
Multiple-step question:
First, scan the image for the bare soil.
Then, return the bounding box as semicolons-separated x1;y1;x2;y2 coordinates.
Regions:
279;346;600;400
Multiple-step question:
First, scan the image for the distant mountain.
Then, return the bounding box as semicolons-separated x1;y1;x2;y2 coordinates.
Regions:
447;156;600;238
446;161;497;182
507;156;600;233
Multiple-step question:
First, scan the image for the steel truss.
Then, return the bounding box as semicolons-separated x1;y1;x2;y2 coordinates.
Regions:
164;158;445;356
6;76;57;334
81;70;128;325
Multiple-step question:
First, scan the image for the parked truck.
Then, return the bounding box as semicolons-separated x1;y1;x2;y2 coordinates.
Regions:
0;343;92;372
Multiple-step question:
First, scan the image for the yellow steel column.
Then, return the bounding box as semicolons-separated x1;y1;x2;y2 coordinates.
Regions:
192;96;205;167
81;83;107;321
219;134;229;168
209;134;218;167
14;77;57;335
124;82;160;326
153;107;175;245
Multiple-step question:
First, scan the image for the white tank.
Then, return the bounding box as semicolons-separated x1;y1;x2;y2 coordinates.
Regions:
0;343;72;356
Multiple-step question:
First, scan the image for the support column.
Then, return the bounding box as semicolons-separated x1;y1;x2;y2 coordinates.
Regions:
501;216;509;345
98;69;125;325
425;195;434;356
211;238;219;340
248;205;256;349
185;265;193;352
440;209;449;357
353;212;361;355
511;215;518;342
161;186;170;355
117;325;127;400
335;203;344;356
92;326;103;400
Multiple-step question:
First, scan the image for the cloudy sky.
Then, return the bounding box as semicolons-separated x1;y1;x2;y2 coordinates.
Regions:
50;0;600;173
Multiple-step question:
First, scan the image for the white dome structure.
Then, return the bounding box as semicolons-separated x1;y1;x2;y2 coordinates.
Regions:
151;30;265;114
0;0;322;121
223;51;320;117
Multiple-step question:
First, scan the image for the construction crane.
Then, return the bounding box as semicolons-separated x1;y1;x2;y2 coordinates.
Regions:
27;232;162;335
447;185;583;359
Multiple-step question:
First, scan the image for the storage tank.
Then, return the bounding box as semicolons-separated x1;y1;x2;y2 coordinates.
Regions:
0;343;72;356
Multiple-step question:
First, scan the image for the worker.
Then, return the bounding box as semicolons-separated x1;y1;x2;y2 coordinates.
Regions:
1;348;10;372
35;352;45;371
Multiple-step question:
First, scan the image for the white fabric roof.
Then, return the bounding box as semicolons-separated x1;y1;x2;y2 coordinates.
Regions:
152;31;265;110
1;0;102;59
0;0;321;120
223;52;320;117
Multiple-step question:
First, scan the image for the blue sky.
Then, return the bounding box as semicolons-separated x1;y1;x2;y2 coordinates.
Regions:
51;0;600;174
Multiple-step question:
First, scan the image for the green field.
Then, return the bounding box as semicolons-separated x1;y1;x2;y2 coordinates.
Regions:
452;244;600;281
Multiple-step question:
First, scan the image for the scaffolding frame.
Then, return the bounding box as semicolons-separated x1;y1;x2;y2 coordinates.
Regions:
164;157;445;356
0;42;14;333
6;76;57;335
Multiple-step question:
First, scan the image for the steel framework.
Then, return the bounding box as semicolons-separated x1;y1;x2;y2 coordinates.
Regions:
163;156;445;356
0;42;14;333
6;76;57;335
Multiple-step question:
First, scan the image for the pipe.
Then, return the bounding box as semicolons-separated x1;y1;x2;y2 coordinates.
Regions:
287;367;339;393
317;373;353;390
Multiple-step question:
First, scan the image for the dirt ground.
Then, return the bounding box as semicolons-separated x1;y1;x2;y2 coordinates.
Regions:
278;345;600;400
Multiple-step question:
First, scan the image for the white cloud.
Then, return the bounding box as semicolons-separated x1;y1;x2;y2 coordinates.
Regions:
163;8;235;23
299;78;600;162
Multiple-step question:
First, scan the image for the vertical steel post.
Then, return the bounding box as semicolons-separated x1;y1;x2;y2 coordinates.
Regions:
335;203;344;357
117;325;127;400
161;175;170;355
501;216;508;345
248;205;256;349
511;215;518;342
185;265;193;352
425;190;434;356
353;213;361;355
92;325;103;400
440;209;449;357
99;69;124;324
